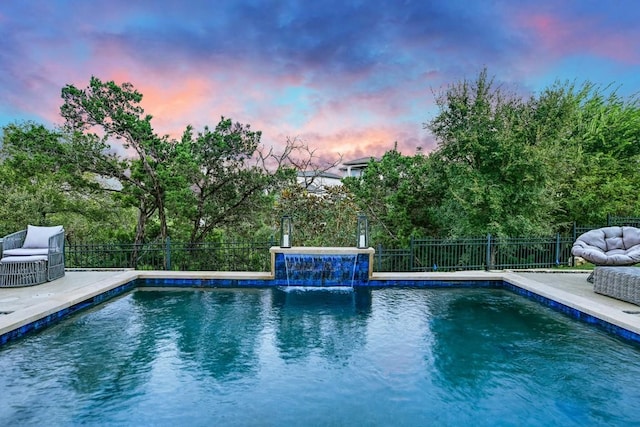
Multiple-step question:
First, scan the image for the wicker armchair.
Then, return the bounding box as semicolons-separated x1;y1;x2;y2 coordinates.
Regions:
571;226;640;282
0;225;65;287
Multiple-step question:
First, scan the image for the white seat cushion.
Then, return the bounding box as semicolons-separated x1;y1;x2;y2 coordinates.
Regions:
2;248;49;256
1;255;48;263
22;225;64;249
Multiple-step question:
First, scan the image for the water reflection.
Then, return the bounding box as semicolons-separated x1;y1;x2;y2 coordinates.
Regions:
2;287;640;425
0;293;156;423
133;289;265;381
427;288;632;408
271;287;371;362
429;290;544;390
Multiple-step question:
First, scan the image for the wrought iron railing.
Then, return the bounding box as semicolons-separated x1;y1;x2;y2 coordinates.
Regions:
66;238;275;272
373;234;574;272
61;219;640;272
607;215;640;228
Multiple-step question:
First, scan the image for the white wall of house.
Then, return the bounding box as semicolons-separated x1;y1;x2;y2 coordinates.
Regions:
296;172;343;193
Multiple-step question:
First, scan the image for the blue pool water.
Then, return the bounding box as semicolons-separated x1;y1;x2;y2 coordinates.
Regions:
1;287;639;426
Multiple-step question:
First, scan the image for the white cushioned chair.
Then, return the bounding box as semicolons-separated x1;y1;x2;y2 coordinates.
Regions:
571;226;640;282
0;225;65;287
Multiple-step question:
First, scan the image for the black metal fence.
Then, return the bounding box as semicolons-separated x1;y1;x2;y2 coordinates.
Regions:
63;218;640;272
66;238;275;272
607;215;640;228
374;234;573;272
63;234;574;272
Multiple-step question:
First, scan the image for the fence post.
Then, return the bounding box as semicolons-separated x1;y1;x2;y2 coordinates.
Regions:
485;234;492;271
377;243;382;272
607;213;611;226
409;236;415;271
555;233;561;266
165;237;171;271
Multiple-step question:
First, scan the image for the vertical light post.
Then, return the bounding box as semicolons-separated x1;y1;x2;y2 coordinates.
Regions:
281;215;292;248
357;213;369;248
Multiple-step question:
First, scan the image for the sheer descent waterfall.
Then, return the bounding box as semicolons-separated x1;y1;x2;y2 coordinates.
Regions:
271;247;374;287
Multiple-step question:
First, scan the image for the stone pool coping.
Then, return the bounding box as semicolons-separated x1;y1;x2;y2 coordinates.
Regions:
1;269;640;346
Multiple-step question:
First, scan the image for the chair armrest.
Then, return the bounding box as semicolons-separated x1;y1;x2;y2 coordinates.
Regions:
48;230;65;254
624;245;640;262
2;229;27;251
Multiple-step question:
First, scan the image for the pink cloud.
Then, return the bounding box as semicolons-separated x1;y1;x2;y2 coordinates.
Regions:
269;122;430;165
514;11;640;64
5;25;436;167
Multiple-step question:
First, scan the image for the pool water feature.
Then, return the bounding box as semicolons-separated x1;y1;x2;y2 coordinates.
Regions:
0;287;639;426
271;247;374;287
283;254;358;286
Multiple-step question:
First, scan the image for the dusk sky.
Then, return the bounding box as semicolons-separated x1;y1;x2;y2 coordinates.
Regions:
1;0;639;165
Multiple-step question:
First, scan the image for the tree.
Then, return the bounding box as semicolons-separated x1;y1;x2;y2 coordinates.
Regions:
0;123;69;228
0;122;135;241
548;84;640;225
274;184;361;247
343;146;444;246
426;69;561;237
59;77;305;248
60;76;174;245
170;119;296;244
282;137;342;191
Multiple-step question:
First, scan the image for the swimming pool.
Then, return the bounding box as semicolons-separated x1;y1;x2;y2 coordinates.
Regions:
0;287;638;425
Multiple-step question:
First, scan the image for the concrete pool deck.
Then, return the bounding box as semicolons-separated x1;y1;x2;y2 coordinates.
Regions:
1;269;640;344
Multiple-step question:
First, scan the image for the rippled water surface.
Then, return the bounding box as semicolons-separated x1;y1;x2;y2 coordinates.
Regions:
1;287;639;426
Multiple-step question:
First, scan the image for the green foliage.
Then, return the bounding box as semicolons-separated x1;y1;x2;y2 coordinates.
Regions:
169;119;295;243
552;84;640;225
60;76;174;245
0;122;136;239
422;70;640;237
274;185;361;247
426;69;561;237
347;70;640;242
343;148;442;246
3;71;640;249
59;77;296;246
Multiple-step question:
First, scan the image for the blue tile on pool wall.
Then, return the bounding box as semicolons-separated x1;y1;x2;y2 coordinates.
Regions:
366;279;502;288
0;280;136;346
273;252;372;286
502;280;640;343
136;278;276;288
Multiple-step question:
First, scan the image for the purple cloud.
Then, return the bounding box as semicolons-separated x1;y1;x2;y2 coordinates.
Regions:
1;0;638;163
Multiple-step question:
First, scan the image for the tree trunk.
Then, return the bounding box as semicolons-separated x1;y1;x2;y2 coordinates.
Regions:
131;200;149;268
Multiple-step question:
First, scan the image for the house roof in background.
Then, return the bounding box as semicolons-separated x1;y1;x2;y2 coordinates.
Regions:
341;156;378;166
